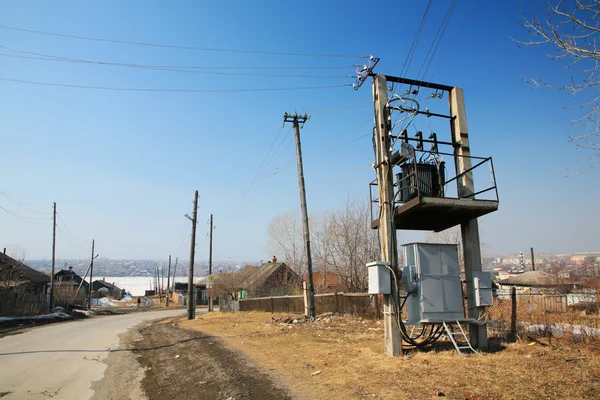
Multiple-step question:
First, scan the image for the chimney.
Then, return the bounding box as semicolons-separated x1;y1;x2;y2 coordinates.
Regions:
3;248;5;255
103;277;105;282
68;266;73;272
272;256;277;263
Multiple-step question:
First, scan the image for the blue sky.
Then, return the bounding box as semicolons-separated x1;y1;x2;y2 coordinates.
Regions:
1;0;598;262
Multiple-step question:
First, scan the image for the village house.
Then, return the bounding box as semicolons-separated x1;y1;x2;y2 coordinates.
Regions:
238;258;302;298
303;272;348;293
92;278;124;299
0;251;51;316
53;266;89;307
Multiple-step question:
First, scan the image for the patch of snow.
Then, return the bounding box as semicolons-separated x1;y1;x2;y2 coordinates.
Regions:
91;298;118;307
0;310;73;322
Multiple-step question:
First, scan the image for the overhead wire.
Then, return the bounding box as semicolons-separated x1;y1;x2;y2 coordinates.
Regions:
269;119;373;176
415;0;458;83
0;48;355;70
430;0;479;81
391;0;432;93
0;204;51;225
399;0;432;79
0;48;354;79
0;77;347;93
0;190;49;214
0;24;369;59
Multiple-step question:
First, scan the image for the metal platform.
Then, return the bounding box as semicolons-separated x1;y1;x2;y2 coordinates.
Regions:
371;196;499;232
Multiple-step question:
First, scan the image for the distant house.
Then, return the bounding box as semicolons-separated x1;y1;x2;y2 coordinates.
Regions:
54;267;89;307
92;278;124;299
172;280;209;305
0;252;50;295
304;272;347;293
239;261;302;298
54;267;89;293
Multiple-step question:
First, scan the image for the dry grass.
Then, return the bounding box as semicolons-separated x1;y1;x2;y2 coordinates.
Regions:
180;312;600;400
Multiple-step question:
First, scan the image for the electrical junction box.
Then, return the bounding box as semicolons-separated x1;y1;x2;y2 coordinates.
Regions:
402;243;465;324
473;271;493;307
367;261;391;295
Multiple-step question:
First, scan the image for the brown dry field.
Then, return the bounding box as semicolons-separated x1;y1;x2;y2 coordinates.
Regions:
180;311;600;400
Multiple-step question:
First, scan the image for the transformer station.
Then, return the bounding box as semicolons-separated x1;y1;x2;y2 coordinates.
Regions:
359;61;499;356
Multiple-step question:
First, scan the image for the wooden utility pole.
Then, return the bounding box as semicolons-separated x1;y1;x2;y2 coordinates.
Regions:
166;255;171;306
172;257;178;291
449;87;487;349
88;240;95;309
283;112;316;318
372;75;402;356
49;202;56;310
161;266;165;296
208;213;214;312
186;190;198;320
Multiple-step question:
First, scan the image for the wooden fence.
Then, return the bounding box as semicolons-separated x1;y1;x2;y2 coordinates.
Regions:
229;292;380;318
0;291;48;317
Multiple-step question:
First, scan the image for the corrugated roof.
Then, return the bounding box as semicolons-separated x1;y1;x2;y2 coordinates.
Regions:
0;253;50;284
499;271;562;287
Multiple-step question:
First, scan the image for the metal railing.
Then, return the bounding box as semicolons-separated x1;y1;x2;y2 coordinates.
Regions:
369;150;498;222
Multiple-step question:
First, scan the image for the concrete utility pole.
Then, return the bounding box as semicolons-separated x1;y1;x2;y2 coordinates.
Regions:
49;202;56;310
372;75;402;356
166;255;171;307
88;240;95;309
449;87;487;349
185;190;199;320
283;112;316;318
208;214;214;312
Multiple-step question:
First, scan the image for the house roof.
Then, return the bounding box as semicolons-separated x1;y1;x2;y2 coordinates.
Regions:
55;269;88;285
304;272;343;286
93;279;121;291
499;271;563;287
0;253;50;284
242;262;299;289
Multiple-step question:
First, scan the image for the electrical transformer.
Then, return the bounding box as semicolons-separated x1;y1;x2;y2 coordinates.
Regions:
401;243;466;324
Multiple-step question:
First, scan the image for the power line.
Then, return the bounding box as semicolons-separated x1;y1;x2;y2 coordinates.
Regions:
415;0;457;83
56;212;88;247
0;190;49;214
0;24;369;59
0;49;354;79
225;127;294;221
56;225;86;258
400;1;433;80
0;204;50;225
236;126;287;207
430;0;479;80
269;118;372;175
0;48;354;70
272;130;372;176
0;77;347;93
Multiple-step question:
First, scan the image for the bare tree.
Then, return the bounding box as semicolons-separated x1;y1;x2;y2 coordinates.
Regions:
519;0;600;173
319;197;380;292
266;197;379;293
267;209;306;277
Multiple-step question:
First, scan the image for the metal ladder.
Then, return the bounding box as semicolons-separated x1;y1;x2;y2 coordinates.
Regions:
442;321;479;356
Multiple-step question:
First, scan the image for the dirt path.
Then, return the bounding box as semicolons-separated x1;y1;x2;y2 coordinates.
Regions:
131;319;293;400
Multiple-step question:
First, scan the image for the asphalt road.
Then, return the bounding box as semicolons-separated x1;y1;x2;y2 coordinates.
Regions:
0;308;192;400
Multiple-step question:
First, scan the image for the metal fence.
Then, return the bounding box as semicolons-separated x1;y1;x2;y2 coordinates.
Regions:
486;288;599;344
